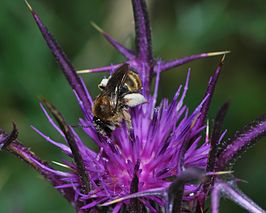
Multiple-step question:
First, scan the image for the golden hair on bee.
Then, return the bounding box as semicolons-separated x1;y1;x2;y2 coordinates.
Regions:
92;63;147;136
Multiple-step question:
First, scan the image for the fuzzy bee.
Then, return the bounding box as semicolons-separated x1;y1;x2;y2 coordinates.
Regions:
92;63;147;136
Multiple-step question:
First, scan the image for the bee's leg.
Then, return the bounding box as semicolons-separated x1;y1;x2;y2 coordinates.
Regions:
122;110;132;129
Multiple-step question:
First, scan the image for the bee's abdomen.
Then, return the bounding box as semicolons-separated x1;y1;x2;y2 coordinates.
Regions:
125;71;142;92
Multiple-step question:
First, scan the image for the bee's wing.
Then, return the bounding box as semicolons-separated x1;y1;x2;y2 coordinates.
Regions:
104;63;129;93
103;63;129;110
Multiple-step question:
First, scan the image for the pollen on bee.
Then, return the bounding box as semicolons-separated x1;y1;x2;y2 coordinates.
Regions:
98;78;109;90
123;93;147;107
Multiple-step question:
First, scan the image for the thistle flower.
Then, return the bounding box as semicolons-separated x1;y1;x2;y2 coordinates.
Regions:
1;0;266;212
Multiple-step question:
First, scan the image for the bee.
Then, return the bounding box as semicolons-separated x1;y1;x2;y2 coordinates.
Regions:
92;63;146;136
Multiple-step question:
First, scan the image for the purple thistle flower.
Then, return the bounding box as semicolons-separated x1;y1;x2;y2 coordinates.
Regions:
0;0;265;212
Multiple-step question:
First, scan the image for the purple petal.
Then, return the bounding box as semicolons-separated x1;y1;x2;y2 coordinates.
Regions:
40;103;64;137
41;99;91;194
156;51;229;73
176;69;190;111
140;199;159;212
81;197;107;209
100;187;165;206
216;115;266;170
112;203;124;213
31;125;72;156
26;2;92;118
131;0;153;62
0;128;76;204
175;94;209;173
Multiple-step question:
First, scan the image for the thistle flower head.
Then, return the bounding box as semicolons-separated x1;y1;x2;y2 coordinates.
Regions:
1;1;265;212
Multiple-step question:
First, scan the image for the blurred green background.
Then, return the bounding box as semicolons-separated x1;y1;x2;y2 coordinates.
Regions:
0;0;265;212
